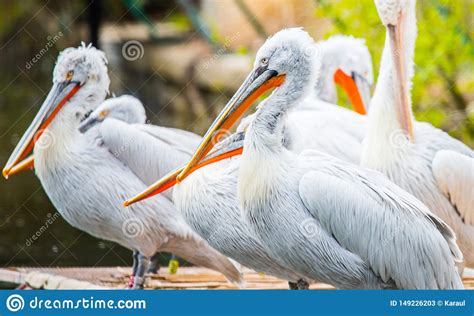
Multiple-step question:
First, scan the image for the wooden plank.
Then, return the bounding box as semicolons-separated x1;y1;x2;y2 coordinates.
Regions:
0;267;472;290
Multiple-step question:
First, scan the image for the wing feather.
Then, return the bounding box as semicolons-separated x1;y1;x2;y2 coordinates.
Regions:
298;151;462;289
98;119;196;200
433;150;474;226
135;124;201;156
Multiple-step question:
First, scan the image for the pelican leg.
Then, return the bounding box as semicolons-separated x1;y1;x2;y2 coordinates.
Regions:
133;253;150;290
147;252;160;274
288;279;309;290
127;251;139;289
297;279;309;290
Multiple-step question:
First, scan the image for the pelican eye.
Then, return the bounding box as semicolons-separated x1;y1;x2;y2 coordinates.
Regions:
81;110;93;122
66;70;74;81
260;57;269;66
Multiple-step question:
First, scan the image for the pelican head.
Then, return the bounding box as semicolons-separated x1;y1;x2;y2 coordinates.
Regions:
79;95;146;133
374;0;409;26
3;43;109;178
317;35;373;113
175;28;317;181
374;0;415;137
252;28;318;102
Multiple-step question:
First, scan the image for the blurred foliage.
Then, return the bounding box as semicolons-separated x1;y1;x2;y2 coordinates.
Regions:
167;13;192;31
316;0;474;146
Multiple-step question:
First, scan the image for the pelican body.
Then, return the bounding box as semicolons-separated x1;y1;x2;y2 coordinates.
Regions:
175;157;307;284
78;94;203;280
164;28;463;289
3;45;242;289
361;0;474;267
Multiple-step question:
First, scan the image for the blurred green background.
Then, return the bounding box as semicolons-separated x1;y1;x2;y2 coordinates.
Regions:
0;0;472;272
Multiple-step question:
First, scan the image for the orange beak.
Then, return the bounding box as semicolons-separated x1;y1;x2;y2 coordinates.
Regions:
333;69;368;115
125;66;286;206
3;82;81;179
7;155;34;177
124;145;243;206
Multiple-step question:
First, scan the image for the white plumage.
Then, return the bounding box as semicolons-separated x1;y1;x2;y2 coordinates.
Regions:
3;45;242;289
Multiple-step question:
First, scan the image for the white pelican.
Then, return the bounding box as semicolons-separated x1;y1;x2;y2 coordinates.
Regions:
77;94;202;281
361;0;474;268
135;28;463;289
2;44;242;289
6;94;200;278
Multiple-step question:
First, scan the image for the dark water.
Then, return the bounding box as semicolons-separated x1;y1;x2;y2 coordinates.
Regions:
0;41;221;272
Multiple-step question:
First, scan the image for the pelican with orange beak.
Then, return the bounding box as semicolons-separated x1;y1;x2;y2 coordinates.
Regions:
3;44;243;289
311;35;373;114
361;0;474;269
129;28;463;289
